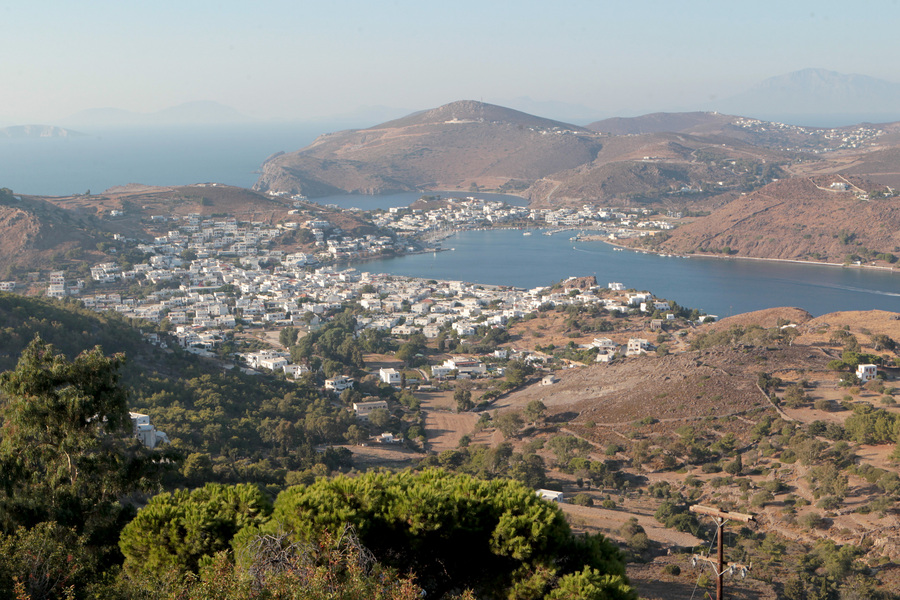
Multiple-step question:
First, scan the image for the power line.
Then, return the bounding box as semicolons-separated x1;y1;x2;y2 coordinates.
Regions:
689;505;755;600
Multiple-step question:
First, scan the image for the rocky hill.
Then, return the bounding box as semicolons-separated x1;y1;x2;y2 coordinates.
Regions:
254;100;603;198
587;111;738;135
641;176;900;264
255;101;900;210
0;189;110;275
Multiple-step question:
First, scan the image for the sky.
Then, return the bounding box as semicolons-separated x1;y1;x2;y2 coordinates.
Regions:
1;0;899;124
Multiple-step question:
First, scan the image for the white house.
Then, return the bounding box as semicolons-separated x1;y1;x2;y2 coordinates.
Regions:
379;367;401;385
626;338;651;356
325;375;355;392
857;364;878;383
130;412;170;449
537;489;565;503
430;365;454;379
442;356;487;376
353;400;389;420
259;357;289;371
283;364;310;378
592;338;617;351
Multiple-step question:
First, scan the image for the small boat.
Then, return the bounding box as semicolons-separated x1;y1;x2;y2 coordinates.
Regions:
523;231;532;236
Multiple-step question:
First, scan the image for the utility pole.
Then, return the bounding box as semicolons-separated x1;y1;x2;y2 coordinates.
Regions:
689;505;754;600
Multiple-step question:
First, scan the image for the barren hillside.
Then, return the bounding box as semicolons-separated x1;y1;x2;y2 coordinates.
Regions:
644;177;900;263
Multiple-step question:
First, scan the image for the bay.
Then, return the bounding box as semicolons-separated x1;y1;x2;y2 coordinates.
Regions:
357;228;900;318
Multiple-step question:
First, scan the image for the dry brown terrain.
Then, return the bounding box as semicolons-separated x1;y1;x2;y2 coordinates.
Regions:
384;308;900;593
648;176;900;264
255;101;603;199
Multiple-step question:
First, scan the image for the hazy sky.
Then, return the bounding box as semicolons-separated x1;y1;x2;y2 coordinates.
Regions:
2;0;899;123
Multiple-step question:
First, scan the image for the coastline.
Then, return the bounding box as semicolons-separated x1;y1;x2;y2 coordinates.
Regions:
598;238;899;274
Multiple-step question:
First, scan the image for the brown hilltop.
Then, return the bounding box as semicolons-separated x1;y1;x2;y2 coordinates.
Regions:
255;102;810;206
255;100;602;198
647;176;900;264
587;111;739;135
0;193;109;274
709;307;814;330
376;99;587;131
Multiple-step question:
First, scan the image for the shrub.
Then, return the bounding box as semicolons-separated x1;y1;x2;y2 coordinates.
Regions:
817;496;843;510
815;399;836;412
573;493;594;507
801;512;825;530
751;490;774;508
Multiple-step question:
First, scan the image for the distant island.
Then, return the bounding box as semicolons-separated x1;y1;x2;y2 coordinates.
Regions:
0;124;85;138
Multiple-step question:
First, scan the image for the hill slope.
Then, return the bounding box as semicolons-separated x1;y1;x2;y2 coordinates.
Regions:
644;177;900;263
255;101;895;207
254;100;603;198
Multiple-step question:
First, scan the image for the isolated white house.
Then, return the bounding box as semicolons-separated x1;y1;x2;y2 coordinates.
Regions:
442;356;487;376
592;338;617;351
857;364;878;383
130;412;170;449
537;489;565;503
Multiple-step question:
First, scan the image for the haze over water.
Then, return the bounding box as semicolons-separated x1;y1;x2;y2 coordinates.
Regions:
0;124;328;196
358;228;900;318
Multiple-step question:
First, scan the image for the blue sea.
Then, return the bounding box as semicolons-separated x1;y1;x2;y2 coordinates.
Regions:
357;228;900;318
0;123;332;196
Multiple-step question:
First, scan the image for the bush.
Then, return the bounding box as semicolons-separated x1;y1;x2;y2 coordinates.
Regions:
663;564;681;576
817;496;843;510
573;493;594;507
751;490;774;508
626;532;650;554
801;512;825;530
815;399;836;412
270;469;631;599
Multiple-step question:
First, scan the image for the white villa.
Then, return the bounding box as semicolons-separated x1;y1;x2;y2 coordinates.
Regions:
353;400;389;420
857;364;878;383
325;375;355;392
379;367;401;385
130;412;170;449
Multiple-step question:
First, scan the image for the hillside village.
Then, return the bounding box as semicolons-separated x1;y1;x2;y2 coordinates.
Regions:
6;191;900;599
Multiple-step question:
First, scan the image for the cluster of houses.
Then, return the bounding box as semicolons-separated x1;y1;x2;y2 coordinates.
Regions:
76;234;686;369
733;117;884;153
372;198;530;233
372;197;675;237
21;205;698;451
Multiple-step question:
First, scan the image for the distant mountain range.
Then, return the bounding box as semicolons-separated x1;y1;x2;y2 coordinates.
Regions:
8;68;898;133
711;68;900;126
